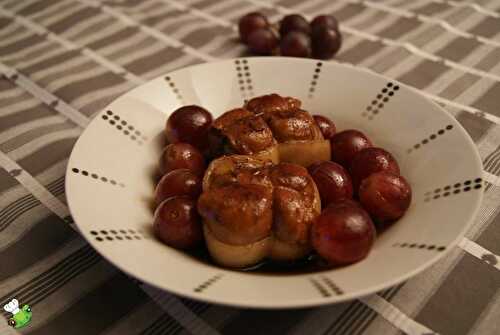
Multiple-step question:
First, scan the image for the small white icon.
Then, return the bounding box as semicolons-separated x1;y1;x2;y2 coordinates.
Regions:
4;298;32;328
3;299;20;315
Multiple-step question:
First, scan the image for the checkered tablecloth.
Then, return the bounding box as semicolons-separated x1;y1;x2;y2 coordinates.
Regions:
1;0;499;334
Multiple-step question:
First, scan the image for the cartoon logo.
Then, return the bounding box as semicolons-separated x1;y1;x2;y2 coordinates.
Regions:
4;299;32;329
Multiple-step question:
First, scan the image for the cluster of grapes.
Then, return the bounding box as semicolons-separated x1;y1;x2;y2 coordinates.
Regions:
307;121;412;265
239;12;342;59
153;106;213;249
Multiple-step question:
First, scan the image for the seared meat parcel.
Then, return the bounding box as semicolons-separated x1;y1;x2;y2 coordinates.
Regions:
198;156;321;268
210;94;331;167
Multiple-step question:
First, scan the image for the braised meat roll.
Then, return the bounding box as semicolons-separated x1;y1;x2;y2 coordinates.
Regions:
198;156;321;268
209;108;279;163
269;163;321;261
245;93;301;117
210;94;331;167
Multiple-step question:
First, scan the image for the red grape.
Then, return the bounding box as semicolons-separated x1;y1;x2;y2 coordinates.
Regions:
165;105;213;150
247;28;278;55
359;171;412;223
239;12;269;43
312;27;342;59
350;147;400;190
313;114;336;139
159;143;206;176
311;15;339;35
308;161;353;206
280;14;311;36
330;129;372;168
155;169;202;205
312;200;376;265
280;31;312;58
153;196;203;249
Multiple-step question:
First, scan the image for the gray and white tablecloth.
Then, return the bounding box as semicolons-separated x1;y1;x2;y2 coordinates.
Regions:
1;0;499;334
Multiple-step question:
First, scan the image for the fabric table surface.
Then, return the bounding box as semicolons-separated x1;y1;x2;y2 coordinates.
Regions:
1;0;500;334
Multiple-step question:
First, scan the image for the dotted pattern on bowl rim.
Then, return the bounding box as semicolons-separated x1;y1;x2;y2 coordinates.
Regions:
320;276;344;295
392;242;446;252
71;168;125;187
309;277;343;298
101;110;148;145
309;278;331;297
308;62;323;99
194;274;223;293
424;178;483;202
89;229;149;242
234;59;254;103
408;125;454;154
362;82;399;120
165;76;184;104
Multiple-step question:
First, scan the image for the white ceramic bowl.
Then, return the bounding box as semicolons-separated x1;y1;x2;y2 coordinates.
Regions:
66;57;483;308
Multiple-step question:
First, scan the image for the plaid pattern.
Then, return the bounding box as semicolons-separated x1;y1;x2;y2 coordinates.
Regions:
1;0;500;334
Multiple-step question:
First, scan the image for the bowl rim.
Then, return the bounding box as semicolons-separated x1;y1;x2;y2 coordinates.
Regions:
66;57;484;309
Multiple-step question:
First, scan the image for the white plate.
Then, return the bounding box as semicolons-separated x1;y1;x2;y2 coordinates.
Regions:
66;57;483;309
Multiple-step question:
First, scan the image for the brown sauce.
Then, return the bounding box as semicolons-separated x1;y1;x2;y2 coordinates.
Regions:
186;245;335;275
184;223;391;275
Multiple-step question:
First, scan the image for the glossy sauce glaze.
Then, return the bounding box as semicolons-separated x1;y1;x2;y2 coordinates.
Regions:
186;245;333;275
